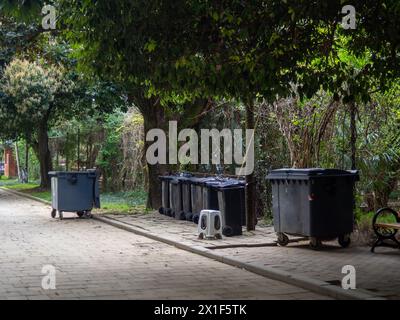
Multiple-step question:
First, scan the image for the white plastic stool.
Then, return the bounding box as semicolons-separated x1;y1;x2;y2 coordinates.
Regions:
198;210;223;240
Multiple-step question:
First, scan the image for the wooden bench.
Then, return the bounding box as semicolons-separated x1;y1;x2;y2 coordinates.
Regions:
371;207;400;252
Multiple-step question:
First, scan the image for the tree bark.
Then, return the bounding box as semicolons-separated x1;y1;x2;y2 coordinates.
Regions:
350;101;357;170
142;105;169;209
36;122;53;189
130;91;211;210
14;142;21;181
245;101;256;231
129;93;169;210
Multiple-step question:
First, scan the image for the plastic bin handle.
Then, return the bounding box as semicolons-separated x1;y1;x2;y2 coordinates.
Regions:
67;173;78;185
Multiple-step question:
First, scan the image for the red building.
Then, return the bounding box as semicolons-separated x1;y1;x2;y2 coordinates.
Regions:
4;146;17;178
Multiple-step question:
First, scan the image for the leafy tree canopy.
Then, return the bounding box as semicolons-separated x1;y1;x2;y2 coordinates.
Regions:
59;1;400;104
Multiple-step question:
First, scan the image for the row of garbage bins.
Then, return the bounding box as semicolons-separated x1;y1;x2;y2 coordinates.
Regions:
161;168;359;247
159;174;246;237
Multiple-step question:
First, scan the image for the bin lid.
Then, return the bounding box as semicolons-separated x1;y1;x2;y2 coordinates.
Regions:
205;178;245;189
266;168;359;180
159;172;193;181
159;175;176;181
189;177;218;185
170;179;180;185
48;170;97;177
175;172;194;182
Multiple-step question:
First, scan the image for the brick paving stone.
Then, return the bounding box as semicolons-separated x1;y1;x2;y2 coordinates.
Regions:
100;210;400;300
0;189;329;300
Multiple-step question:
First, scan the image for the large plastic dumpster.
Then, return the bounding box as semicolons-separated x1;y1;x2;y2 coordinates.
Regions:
213;179;246;236
266;168;359;249
159;175;174;216
49;170;100;220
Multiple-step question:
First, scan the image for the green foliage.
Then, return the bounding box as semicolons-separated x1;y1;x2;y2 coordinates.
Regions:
95;111;124;191
355;86;400;209
59;1;400;105
0;58;73;140
16;139;41;180
3;0;400;216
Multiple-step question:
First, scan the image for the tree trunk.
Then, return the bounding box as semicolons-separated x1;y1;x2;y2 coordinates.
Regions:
14;142;21;181
130;90;211;210
141;102;169;209
130;93;169;210
36;122;53;189
350;101;357;170
245;101;256;231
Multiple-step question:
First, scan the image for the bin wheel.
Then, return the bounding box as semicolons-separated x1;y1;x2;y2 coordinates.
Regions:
193;214;200;225
185;212;193;221
85;211;93;218
222;226;233;237
277;233;289;246
158;207;164;215
309;237;322;250
338;234;351;248
77;211;84;218
178;211;186;220
59;211;63;220
51;209;56;218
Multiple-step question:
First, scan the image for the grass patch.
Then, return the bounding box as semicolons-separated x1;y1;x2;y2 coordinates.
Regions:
356;210;398;225
96;189;147;214
0;178;20;186
4;183;41;190
31;191;52;202
1;181;51;201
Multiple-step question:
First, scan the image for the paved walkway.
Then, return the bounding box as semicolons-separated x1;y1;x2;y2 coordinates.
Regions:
0;189;329;300
99;212;400;299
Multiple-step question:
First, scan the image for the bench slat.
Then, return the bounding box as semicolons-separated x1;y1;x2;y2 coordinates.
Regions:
375;222;400;230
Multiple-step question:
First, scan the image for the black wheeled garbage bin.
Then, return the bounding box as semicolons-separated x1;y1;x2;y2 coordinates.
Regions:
202;178;222;210
210;180;246;236
159;175;174;216
178;176;193;221
169;173;193;220
49;169;100;220
189;177;203;223
190;177;217;224
266;168;359;249
169;178;181;219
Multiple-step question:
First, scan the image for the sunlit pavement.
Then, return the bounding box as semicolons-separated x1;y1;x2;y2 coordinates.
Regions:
0;189;330;300
101;211;400;300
